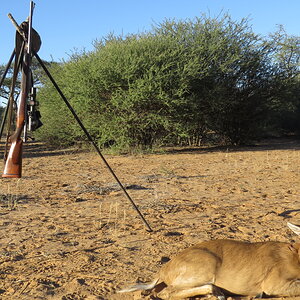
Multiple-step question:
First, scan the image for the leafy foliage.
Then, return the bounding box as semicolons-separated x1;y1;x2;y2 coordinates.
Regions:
33;14;299;149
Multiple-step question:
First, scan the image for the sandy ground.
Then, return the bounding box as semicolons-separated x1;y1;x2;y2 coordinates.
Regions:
0;138;300;300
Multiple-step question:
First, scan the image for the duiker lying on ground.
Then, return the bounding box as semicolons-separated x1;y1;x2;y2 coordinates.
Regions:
118;222;300;299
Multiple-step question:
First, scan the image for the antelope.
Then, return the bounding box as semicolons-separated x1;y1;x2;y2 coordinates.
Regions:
118;222;300;299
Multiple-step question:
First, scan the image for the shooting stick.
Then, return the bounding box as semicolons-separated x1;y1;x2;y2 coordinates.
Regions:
34;53;153;232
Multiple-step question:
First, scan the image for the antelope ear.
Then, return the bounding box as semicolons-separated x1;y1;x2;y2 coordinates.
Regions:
289;244;296;254
289;243;300;253
287;222;300;236
289;243;300;259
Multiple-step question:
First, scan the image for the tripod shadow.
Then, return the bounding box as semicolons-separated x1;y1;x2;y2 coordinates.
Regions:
278;209;300;219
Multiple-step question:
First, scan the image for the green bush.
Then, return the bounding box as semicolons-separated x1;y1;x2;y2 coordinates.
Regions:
35;14;300;149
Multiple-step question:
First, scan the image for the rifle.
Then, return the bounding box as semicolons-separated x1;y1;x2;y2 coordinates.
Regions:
2;1;41;178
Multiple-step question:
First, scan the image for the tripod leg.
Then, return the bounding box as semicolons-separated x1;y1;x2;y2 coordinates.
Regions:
34;52;153;232
0;49;15;90
0;103;9;141
0;50;16;141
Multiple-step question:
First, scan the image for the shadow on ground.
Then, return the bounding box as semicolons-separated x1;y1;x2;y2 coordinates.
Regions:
1;136;300;159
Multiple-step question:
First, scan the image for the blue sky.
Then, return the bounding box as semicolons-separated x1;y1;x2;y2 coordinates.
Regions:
0;0;299;65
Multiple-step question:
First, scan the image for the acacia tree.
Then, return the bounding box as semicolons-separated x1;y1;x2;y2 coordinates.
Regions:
36;14;300;149
154;15;281;144
266;26;300;134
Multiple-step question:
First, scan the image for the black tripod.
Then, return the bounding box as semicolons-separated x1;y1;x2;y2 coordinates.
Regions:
0;4;152;232
0;50;15;141
34;53;153;232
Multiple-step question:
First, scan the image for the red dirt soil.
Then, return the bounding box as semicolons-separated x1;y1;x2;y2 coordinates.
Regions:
0;138;300;299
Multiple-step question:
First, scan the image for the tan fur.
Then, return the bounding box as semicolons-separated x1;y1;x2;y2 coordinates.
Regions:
118;223;300;299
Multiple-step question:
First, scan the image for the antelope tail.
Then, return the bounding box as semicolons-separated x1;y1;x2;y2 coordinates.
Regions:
117;278;159;293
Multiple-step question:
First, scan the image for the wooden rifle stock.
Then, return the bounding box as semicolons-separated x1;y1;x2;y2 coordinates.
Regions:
2;52;30;178
2;138;23;178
